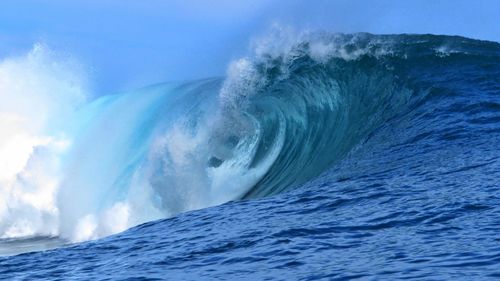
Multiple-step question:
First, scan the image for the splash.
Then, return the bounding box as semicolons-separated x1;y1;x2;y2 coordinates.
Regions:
0;44;87;238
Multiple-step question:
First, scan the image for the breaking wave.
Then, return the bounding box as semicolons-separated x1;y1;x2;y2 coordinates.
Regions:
1;32;498;243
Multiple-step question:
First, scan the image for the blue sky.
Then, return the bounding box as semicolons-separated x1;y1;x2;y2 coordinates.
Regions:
1;0;499;94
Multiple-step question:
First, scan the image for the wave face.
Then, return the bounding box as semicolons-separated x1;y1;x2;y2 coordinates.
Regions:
1;33;500;277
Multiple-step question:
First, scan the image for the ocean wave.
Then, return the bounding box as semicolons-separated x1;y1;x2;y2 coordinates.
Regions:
0;32;498;245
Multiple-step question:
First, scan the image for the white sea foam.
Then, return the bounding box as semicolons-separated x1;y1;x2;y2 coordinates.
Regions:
0;44;87;239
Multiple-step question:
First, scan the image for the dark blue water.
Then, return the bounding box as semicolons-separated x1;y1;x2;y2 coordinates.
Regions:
1;33;500;280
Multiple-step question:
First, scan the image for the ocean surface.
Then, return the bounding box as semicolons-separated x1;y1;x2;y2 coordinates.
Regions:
1;33;500;280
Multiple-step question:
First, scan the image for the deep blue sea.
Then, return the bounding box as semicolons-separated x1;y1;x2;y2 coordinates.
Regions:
1;33;500;280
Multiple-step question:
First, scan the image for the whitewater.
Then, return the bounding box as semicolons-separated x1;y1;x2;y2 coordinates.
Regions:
1;32;500;279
